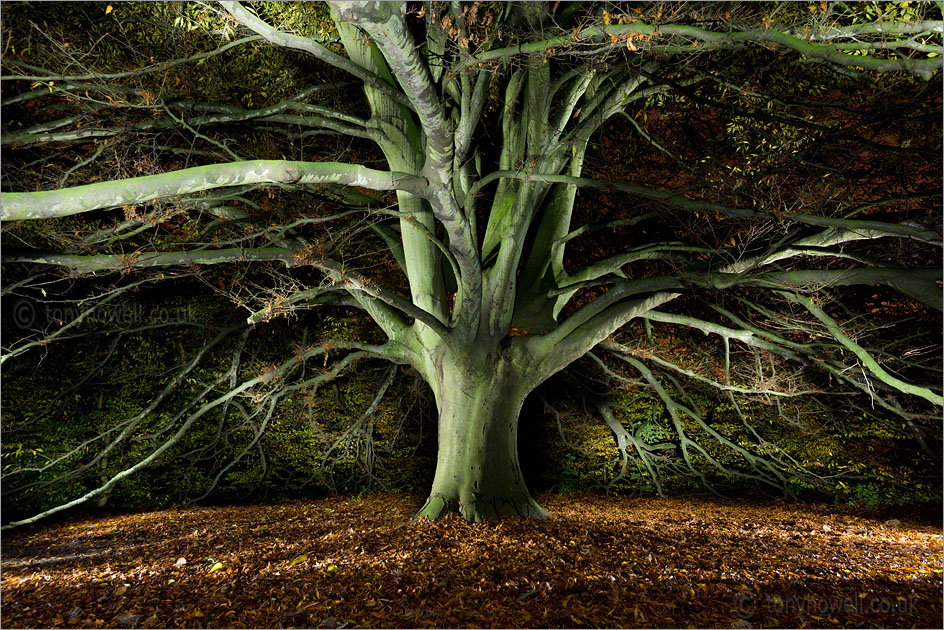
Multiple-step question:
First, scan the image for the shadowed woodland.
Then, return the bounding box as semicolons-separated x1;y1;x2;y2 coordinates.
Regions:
1;1;942;627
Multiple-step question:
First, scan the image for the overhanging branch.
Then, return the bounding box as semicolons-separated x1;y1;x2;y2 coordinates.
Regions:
455;19;943;79
1;160;426;221
3;248;298;274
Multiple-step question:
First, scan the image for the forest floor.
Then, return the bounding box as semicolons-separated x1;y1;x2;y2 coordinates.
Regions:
1;493;941;629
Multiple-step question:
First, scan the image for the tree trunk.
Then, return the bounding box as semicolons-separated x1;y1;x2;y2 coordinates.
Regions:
414;353;550;522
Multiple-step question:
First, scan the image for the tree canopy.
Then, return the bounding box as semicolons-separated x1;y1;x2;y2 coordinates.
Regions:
1;1;941;526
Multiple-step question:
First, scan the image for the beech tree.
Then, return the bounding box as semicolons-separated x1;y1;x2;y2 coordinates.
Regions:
2;1;941;525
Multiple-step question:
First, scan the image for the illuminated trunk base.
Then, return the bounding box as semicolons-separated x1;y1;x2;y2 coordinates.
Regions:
414;357;549;522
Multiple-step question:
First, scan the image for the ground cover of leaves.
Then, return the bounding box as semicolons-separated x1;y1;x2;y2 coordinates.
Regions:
1;493;941;629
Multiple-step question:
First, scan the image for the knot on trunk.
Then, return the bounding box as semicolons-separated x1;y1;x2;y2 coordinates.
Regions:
278;167;301;184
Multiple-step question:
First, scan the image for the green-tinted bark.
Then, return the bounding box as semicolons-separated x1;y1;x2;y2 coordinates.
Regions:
414;349;549;522
0;161;425;221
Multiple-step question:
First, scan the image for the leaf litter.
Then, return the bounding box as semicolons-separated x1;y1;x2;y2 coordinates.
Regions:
1;493;940;628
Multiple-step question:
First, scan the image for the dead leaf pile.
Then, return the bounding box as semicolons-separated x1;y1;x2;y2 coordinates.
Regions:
1;493;940;628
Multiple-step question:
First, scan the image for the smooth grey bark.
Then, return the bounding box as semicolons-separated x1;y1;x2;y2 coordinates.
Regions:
2;249;296;273
414;349;549;521
0;160;426;221
401;338;561;520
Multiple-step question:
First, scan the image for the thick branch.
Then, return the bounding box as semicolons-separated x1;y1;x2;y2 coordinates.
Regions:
456;19;943;79
1;161;426;221
330;2;453;176
220;1;411;108
785;293;943;406
470;171;941;245
3;248;297;274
